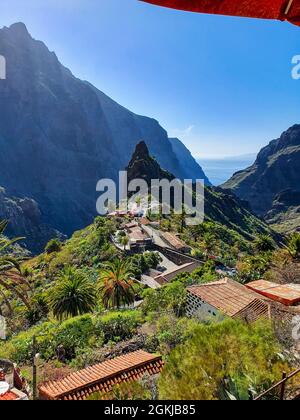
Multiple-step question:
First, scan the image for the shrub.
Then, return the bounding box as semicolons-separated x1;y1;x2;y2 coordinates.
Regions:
159;319;289;400
95;311;143;343
45;239;62;254
0;310;142;364
142;281;187;317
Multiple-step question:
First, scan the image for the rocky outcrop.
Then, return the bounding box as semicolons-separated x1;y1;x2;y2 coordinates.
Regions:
223;125;300;227
0;187;63;253
0;22;208;240
126;141;174;185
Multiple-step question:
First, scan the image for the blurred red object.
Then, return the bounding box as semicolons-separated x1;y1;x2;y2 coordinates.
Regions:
141;0;300;27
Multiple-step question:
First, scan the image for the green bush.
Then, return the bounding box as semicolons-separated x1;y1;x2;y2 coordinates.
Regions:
0;310;142;364
130;252;162;279
159;319;288;400
94;311;143;343
45;238;62;254
142;281;187;317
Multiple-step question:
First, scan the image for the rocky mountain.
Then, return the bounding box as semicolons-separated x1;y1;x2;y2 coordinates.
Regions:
126;141;273;240
126;141;174;185
223;125;300;231
0;22;209;244
0;187;63;253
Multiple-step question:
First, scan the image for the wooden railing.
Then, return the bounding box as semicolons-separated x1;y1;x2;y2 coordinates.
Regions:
254;368;300;400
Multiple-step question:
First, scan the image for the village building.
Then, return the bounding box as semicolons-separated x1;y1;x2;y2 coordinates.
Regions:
186;278;271;323
246;280;300;307
154;261;201;286
38;350;164;401
124;222;153;250
158;231;190;253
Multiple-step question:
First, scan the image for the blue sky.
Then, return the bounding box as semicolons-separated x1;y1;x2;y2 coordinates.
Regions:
1;0;300;158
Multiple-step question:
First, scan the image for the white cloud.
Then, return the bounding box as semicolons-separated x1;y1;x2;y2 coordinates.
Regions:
170;125;195;139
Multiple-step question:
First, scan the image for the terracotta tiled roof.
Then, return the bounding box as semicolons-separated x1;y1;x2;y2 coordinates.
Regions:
127;226;150;242
247;280;300;306
38;351;164;401
0;390;19;401
139;218;151;226
154;262;200;285
159;231;189;250
188;278;270;320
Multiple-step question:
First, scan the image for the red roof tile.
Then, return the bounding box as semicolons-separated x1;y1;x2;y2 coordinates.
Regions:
39;351;164;401
0;391;19;401
246;280;300;306
155;262;200;285
159;231;189;251
188;278;270;320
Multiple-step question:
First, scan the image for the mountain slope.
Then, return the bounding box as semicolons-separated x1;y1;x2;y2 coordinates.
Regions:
170;137;210;183
126;142;273;241
223;125;300;230
0;22;208;238
0;187;63;253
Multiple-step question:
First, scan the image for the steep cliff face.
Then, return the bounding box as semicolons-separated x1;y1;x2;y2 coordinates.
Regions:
0;22;208;238
223;125;300;225
169;138;211;183
0;188;63;253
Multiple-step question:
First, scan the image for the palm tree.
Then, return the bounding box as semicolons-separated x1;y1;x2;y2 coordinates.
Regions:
49;267;97;320
99;260;135;309
120;235;129;251
254;235;276;253
0;220;30;309
286;233;300;260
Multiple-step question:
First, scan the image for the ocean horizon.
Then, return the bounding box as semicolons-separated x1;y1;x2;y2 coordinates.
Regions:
197;155;256;186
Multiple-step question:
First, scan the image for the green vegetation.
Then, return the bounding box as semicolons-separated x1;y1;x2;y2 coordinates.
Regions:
142;281;187;317
99;260;136;309
0;311;142;364
45;238;62;254
254;235;276;253
0;213;299;401
286;232;300;260
49;267;97;320
0;221;31;310
158;319;288;400
130;252;162;279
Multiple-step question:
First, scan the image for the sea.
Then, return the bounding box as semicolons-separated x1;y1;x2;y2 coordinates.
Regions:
198;154;256;186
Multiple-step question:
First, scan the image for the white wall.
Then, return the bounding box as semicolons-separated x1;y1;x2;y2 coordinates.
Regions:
186;291;225;322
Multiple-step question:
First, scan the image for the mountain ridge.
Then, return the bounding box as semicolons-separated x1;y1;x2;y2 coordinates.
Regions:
222;124;300;231
0;22;209;249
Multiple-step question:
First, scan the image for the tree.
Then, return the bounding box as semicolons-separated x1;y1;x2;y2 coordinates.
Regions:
203;232;218;255
119;235;129;250
99;260;135;309
0;220;31;309
158;319;289;400
142;281;187;317
286;233;300;260
49;267;97;320
254;235;276;253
